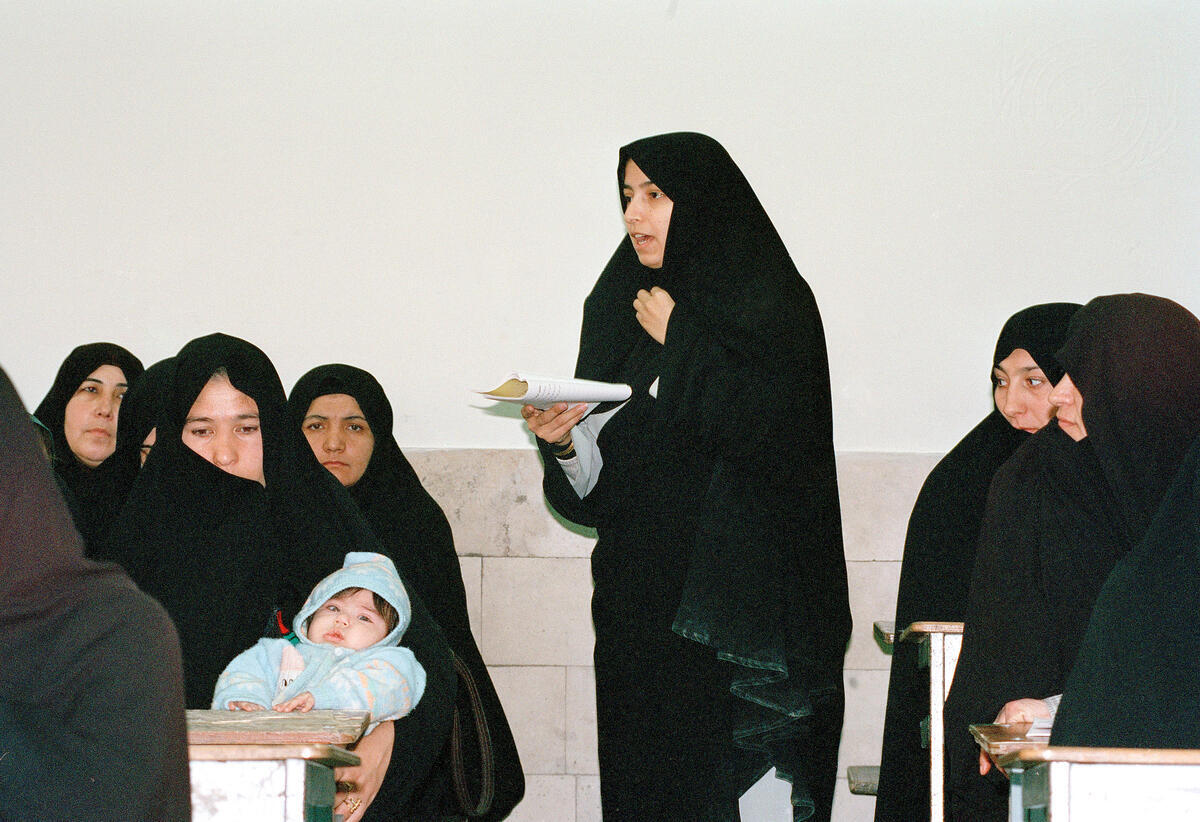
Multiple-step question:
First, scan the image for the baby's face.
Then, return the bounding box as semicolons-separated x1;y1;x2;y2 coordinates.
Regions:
306;588;388;650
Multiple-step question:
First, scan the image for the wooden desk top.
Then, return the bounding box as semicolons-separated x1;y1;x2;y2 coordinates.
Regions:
189;743;361;768
998;745;1200;769
899;621;965;643
186;709;370;746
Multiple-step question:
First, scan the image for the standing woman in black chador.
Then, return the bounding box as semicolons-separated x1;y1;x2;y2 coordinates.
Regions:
874;302;1079;822
0;365;190;821
289;363;525;820
102;333;456;822
944;294;1200;821
523;132;850;821
34;342;143;550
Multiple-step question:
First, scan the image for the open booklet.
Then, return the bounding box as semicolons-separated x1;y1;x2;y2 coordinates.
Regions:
477;372;632;410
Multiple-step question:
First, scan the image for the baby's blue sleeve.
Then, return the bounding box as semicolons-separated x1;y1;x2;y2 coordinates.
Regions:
212;639;285;709
307;647;427;722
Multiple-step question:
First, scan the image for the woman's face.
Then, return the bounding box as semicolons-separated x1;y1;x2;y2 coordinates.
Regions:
992;348;1055;433
182;374;266;485
63;364;128;468
301;393;375;487
622;158;673;269
1049;373;1088;442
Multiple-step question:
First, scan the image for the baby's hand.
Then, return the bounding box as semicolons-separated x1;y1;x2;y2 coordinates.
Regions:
228;701;265;711
274;692;316;713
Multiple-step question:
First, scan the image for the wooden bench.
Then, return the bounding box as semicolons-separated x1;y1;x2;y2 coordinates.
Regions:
187;709;369;822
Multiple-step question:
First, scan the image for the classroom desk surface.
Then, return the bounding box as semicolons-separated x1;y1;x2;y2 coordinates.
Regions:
186;710;368;821
186;708;370;746
971;724;1200;822
898;620;965;643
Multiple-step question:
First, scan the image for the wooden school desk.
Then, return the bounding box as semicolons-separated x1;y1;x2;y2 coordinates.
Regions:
187;709;368;822
972;722;1200;821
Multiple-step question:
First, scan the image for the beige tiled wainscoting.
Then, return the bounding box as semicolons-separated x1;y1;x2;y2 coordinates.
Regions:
410;449;939;822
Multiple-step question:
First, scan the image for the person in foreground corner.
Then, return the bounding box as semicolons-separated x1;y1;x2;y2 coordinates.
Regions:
0;364;190;821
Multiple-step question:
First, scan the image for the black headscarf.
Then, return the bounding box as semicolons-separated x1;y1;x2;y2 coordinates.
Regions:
875;302;1079;822
103;334;457;819
33;342;144;550
0;365;189;821
945;294;1200;821
114;356;174;464
1055;293;1200;548
543;132;849;817
289;364;524;820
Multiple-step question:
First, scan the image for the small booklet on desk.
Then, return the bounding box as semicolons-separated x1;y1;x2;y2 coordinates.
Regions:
478;372;632;410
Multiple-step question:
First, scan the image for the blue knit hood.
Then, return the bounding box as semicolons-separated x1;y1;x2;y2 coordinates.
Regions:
293;552;411;649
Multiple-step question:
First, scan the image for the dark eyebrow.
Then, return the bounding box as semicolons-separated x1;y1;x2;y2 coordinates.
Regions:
184;413;259;423
621;181;659;190
83;376;129;388
303;414;329;422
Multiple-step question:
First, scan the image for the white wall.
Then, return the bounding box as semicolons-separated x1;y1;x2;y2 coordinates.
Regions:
3;1;1197;453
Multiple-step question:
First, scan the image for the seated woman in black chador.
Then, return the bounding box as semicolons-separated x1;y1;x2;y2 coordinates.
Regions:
1052;433;1200;750
102;333;456;822
0;364;190;821
290;363;525;820
524;132;849;821
874;301;1078;822
944;294;1200;821
34;341;143;550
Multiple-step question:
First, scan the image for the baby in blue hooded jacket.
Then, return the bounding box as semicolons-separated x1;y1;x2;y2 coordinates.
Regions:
212;552;426;732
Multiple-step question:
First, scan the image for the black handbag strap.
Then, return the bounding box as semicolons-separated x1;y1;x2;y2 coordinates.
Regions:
450;650;495;816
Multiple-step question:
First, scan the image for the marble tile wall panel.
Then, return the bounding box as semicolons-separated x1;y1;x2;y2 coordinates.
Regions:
575;776;602;822
838;668;891;771
844;558;903;671
507;775;577;822
833;778;878;822
409;449;596;559
480;556;595;666
564;666;599;775
488;666;567;775
836;451;939;561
